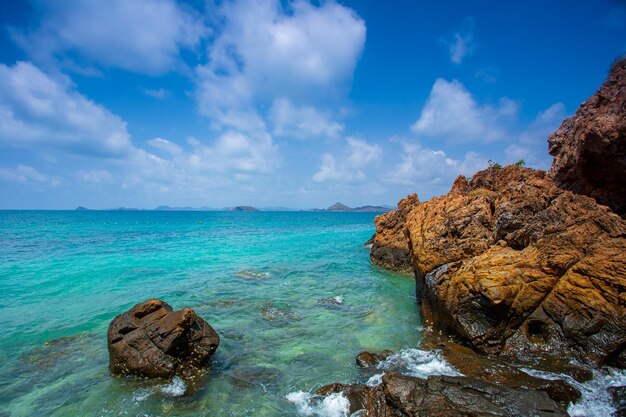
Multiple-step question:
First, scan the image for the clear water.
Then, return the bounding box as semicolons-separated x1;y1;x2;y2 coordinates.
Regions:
0;211;420;416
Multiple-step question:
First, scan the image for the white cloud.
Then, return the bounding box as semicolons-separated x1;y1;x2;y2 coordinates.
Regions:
0;164;60;186
313;137;381;183
442;18;475;64
77;169;115;184
387;140;484;187
411;78;517;142
0;61;133;157
12;0;208;74
196;0;365;131
148;137;183;156
270;98;343;139
186;131;278;174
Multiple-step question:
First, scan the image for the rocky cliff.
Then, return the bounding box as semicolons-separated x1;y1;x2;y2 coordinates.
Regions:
548;57;626;215
372;165;626;366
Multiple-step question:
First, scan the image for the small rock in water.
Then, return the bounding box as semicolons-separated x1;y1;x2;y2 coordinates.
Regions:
235;271;270;280
317;295;344;306
355;350;393;368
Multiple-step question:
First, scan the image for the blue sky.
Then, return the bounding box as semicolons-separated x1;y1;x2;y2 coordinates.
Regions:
0;0;624;209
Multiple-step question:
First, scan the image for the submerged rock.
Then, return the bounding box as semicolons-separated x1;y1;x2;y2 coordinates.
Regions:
317;296;344;306
260;303;301;322
548;57;626;215
107;299;220;378
235;271;270;280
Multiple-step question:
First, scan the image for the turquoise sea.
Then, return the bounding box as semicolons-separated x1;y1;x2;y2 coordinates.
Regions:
0;210;421;416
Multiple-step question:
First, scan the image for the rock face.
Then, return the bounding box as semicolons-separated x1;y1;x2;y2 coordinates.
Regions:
108;299;220;378
548;57;626;215
374;166;626;366
316;371;567;417
370;193;419;273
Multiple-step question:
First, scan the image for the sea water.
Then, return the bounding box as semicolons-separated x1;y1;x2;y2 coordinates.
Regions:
0;210;421;416
1;211;622;417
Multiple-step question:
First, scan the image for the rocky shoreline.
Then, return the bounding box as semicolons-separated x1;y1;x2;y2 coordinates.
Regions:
313;59;626;415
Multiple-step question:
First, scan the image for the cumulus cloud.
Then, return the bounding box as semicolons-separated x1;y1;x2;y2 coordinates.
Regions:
0;164;60;186
411;78;517;142
11;0;208;74
270;98;343;139
0;61;133;157
196;0;365;131
77;169;115;184
313;137;381;183
387;140;484;187
441;18;475;64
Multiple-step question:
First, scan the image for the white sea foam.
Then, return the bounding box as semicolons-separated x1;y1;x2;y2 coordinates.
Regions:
366;348;461;386
286;391;350;417
132;388;152;403
334;296;344;304
160;376;186;397
521;366;626;417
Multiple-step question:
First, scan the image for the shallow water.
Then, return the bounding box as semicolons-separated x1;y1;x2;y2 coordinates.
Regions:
0;211;420;416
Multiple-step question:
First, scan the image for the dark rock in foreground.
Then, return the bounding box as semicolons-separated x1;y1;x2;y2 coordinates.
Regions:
317;371;567;417
548;57;626;215
108;299;219;378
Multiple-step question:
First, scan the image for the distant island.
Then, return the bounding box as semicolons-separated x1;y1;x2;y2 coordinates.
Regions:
321;202;392;213
73;203;392;212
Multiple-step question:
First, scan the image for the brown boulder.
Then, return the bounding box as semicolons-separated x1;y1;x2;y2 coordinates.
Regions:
370;193;419;273
375;165;626;366
107;299;220;378
356;350;394;368
548;57;626;215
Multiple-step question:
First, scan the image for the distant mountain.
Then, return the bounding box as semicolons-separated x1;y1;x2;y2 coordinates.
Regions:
75;206;89;211
327;202;352;211
233;206;258;211
325;202;391;212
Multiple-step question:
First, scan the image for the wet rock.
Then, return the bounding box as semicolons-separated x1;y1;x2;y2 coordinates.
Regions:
356;350;393;368
316;371;566;417
438;342;581;410
315;383;393;417
548;57;626;215
370;193;419;273
107;299;220;378
383;372;566;417
375;165;626;366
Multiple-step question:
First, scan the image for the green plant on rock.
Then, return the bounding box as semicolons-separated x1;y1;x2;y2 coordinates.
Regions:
513;159;526;167
488;160;502;169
